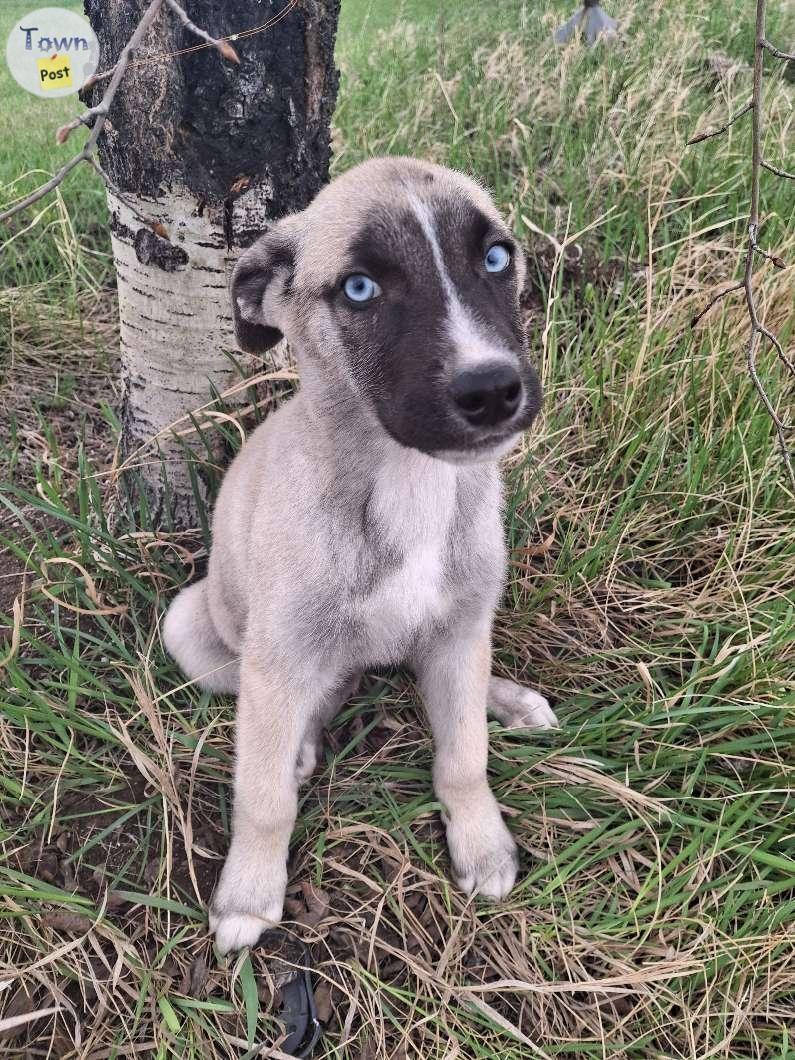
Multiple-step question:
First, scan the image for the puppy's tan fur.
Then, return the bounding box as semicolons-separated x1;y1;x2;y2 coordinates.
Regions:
163;157;557;954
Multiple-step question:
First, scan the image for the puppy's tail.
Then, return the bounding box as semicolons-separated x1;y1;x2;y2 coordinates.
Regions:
162;579;240;695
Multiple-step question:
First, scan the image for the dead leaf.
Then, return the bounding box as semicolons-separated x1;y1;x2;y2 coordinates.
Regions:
313;980;334;1024
179;956;208;998
41;911;92;933
105;890;131;913
295;881;330;927
0;984;40;1042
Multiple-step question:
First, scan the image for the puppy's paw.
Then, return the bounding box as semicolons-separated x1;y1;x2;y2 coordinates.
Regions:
294;731;321;785
210;910;276;955
209;849;286;955
487;676;559;730
446;808;519;902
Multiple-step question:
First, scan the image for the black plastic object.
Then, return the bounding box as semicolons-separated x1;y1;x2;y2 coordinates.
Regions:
256;930;322;1057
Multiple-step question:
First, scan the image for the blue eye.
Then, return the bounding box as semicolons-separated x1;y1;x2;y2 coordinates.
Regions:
343;274;380;303
484;244;511;273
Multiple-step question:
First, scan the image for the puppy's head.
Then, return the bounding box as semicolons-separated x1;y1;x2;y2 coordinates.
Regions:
232;157;541;462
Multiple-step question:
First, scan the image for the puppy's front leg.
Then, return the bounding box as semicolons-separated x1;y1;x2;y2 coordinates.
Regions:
210;654;336;954
415;621;518;901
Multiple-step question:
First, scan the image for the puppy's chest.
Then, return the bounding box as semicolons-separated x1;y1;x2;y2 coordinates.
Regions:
351;465;497;657
366;534;447;623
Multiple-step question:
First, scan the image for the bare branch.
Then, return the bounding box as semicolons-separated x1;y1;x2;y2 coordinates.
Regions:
746;328;795;484
758;323;795;378
761;158;795;180
753;244;787;269
743;2;795;488
84;0;297;89
691;281;744;327
0;0;241;227
686;100;753;145
0;0;165;226
760;39;795;62
56;110;99;145
162;0;240;64
689;2;794;490
0;154;85;222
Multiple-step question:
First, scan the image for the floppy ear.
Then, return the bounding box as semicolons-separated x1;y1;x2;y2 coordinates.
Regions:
230;228;295;353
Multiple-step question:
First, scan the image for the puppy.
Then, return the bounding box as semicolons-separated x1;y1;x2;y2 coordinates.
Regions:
163;156;558;954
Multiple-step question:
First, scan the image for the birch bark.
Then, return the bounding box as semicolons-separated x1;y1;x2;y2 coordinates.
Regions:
83;0;340;526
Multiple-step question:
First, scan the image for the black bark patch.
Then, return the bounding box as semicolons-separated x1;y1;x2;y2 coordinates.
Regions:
222;196;234;252
83;0;341;240
133;228;189;271
108;211;134;242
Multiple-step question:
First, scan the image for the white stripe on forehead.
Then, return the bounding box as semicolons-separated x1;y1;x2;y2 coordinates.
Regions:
407;194;515;371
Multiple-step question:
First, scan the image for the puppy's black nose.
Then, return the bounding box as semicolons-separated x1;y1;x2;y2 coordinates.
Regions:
450;364;523;427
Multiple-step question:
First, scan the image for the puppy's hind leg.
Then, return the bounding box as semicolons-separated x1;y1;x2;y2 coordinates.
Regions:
162;580;240;694
294;671;362;784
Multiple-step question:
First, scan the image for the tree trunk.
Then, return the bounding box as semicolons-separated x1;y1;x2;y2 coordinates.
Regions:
83;0;340;528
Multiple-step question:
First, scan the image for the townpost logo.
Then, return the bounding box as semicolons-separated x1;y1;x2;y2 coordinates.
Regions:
38;53;73;90
6;7;99;98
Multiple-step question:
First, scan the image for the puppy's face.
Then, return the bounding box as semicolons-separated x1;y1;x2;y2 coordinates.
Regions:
232;157;541;461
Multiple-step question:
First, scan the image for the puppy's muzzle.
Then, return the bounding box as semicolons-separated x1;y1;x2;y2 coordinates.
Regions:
450;363;523;429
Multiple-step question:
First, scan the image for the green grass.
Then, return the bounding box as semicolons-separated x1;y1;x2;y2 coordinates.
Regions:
2;0;795;1057
0;0;107;299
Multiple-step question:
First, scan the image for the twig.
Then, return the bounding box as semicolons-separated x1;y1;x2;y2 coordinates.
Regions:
55;111;95;144
162;0;240;64
761;158;795;181
686;100;753;145
0;0;239;228
0;153;85;222
0;0;165;225
757;322;795;377
690;281;743;328
689;1;794;490
760;39;795;62
743;2;794;487
753;244;786;269
87;0;297;89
